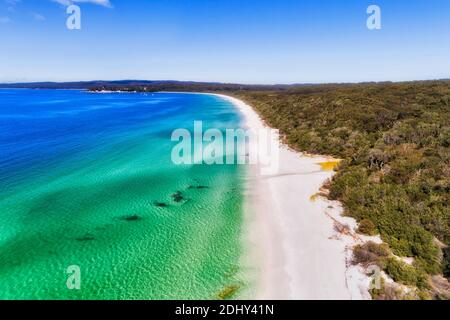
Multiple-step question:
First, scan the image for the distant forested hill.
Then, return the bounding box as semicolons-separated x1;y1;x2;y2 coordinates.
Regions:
0;80;290;91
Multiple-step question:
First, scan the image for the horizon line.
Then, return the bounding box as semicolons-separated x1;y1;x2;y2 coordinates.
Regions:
1;77;449;87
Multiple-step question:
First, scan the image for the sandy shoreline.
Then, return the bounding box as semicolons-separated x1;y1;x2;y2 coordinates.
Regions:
212;93;378;300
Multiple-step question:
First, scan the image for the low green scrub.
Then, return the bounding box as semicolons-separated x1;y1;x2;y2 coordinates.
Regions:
357;219;377;235
236;81;450;284
384;258;429;289
352;241;390;266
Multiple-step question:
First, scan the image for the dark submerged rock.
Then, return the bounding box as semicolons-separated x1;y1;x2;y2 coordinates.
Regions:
171;191;185;203
76;233;95;242
153;201;169;208
188;185;209;190
120;215;141;222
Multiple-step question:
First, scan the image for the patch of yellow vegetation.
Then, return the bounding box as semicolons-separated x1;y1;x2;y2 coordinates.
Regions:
318;160;341;171
217;284;240;300
310;193;320;202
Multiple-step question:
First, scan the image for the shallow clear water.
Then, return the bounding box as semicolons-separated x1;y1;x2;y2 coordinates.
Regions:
0;89;247;299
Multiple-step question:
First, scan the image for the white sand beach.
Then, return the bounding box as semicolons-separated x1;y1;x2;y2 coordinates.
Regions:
214;94;380;300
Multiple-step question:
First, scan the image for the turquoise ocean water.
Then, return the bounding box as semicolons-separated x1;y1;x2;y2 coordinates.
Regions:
0;89;249;299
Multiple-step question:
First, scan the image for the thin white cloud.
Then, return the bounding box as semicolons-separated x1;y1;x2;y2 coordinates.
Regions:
0;16;11;24
4;0;20;11
32;12;46;21
52;0;112;8
5;0;21;5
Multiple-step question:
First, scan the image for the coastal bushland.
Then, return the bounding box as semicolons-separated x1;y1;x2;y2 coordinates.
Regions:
234;81;450;297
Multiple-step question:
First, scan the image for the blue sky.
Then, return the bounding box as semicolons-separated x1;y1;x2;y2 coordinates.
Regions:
0;0;449;84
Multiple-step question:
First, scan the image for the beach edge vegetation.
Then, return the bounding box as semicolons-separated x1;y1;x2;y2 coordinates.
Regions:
232;81;449;299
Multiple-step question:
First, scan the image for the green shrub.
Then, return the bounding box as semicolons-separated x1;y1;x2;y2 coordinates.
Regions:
357;219;377;235
353;241;390;266
384;258;429;289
